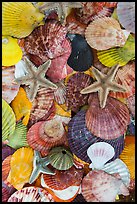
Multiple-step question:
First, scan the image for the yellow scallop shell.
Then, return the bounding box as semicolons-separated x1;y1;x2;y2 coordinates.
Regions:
2;2;45;38
2;36;23;66
7;147;34;190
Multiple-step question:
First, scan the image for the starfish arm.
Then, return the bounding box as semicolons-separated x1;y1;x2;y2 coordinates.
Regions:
107;64;120;81
80;82;100;94
37;59;51;76
36;2;58;11
25;81;39;101
29;167;40;184
92;67;106;81
98;88;109;109
24;57;38;75
41;157;50;166
15;75;33;85
65;2;82;8
109;81;126;92
38;78;58;90
40;166;56;175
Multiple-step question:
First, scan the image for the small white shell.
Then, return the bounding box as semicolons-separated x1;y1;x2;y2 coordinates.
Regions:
87;142;115;169
15;60;28;79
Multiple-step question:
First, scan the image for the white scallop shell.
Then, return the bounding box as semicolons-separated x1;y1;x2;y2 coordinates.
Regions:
15;60;28;79
101;158;130;187
87;142;115;169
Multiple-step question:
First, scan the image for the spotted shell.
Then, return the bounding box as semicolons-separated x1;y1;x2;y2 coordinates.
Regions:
86;93;130;140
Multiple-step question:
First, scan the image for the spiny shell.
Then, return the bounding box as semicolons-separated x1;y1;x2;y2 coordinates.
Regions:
54;81;67;105
86;93;130;139
127;95;135;118
117;2;135;34
2;66;20;104
2;99;16;141
66;72;92;112
85;17;130;50
7;147;34;190
2;2;45;38
2;36;23;66
81;170;129;202
2;145;15;162
48;146;74;170
8;187;54;202
68;110;124;163
41;166;84;190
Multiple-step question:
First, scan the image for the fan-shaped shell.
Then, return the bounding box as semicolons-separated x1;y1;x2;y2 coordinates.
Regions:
68;110;124;163
54;81;67;105
8;187;54;202
2;99;16;141
2;36;23;66
87;142;115;169
86;93;130;139
66;72;92;112
41;166;83;190
2;2;45;38
2;67;20;104
127;95;135;118
2;145;15;162
81;170;129;202
85;17;130;50
117;2;135;34
2;155;12;182
2;187;10;202
48;146;74;170
7;147;34;190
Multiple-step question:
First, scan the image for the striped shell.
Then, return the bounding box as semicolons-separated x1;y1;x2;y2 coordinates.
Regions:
2;66;20;104
127;95;135;118
2;145;15;162
48;146;74;170
68;110;124;163
85;17;129;50
8;187;54;202
2;187;10;202
2;155;12;182
41;166;84;190
54;81;67;105
86;93;130;139
66;72;92;112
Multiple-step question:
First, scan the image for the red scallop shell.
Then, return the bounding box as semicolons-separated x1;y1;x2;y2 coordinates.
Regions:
86;93;130;140
2;187;10;202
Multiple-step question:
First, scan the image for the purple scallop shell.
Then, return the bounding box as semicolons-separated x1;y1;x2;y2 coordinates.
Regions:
68;110;125;163
2;145;15;162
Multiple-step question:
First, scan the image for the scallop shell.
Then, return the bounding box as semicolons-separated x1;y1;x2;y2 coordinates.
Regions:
66;72;92;112
8;187;54;202
117;2;135;34
2;66;20;104
7;147;34;190
86;93;130;139
68;110;124;163
54;81;67;105
2;155;12;182
72;194;87;202
85;17;130;50
102;158;130;187
127;94;135;118
109;61;135;99
2;36;23;66
81;170;129;202
2;99;16;141
41;166;83;190
2;2;45;38
48;146;74;170
87;142;115;169
2;145;15;162
120;136;135;179
97;34;135;67
2;187;10;202
7;121;29;149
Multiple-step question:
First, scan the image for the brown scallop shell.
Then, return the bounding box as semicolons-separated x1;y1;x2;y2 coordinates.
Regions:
86;93;130;139
2;187;10;202
2;155;12;182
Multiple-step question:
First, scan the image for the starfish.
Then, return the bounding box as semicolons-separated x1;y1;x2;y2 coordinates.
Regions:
36;2;82;23
80;64;126;109
15;57;57;101
29;150;55;184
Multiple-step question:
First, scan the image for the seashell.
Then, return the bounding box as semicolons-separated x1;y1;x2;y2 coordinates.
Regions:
7;121;29;149
127;94;135;118
2;66;20;104
101;158;130;187
68;110;124;163
75;2;117;25
54;102;71;118
2;2;45;38
109;61;135;99
8;187;55;202
67;34;94;71
97;34;135;67
2;145;15;162
81;170;129;202
54;81;67;105
7;147;34;190
2;36;23;66
117;2;135;34
2;187;10;202
86;93;130;140
14;60;28;79
29;88;54;125
87;142;115;169
48;146;74;170
66;72;93;112
126;115;135;135
120;136;135;180
2;155;12;182
72;194;87;202
2;99;16;141
41;166;84;190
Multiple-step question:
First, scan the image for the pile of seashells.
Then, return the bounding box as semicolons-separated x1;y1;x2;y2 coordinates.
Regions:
2;2;135;202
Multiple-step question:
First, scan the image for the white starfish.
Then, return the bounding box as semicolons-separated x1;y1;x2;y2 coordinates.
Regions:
81;65;126;109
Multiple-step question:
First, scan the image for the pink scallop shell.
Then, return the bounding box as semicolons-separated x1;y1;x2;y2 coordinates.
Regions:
127;95;135;118
54;81;67;105
86;93;130;140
